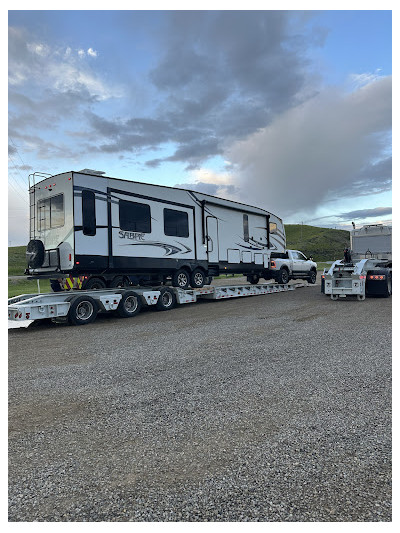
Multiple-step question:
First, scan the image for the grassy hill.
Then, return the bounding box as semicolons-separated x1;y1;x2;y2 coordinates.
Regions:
285;224;350;262
8;225;349;277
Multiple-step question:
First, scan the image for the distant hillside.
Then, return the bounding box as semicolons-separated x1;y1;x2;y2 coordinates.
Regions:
8;224;349;275
284;224;350;262
8;246;26;276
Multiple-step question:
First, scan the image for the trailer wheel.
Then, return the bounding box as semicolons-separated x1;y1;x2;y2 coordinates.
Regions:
83;277;107;290
330;295;339;300
190;268;206;288
156;288;176;311
172;269;190;289
277;268;289;284
68;295;98;326
115;291;142;318
357;294;366;301
308;270;317;284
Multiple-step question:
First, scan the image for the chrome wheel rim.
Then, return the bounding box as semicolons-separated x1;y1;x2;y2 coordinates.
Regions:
177;273;188;286
76;301;94;320
194;272;203;285
161;292;173;307
124;295;138;313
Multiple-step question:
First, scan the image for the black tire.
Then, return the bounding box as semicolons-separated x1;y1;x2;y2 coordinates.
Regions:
115;291;142;318
68;295;98;326
247;274;260;285
109;276;129;288
190;268;206;288
50;279;63;292
172;268;190;289
83;277;107;290
308;270;317;284
26;239;45;268
277;268;289;284
155;288;176;311
205;276;213;286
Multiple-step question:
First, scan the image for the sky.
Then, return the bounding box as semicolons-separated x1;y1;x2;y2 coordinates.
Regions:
8;6;392;246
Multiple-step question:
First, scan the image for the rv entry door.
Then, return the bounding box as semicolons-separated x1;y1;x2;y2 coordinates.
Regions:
206;217;219;263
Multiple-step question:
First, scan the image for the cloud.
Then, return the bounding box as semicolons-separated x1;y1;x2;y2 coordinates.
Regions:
87;48;98;57
226;75;392;217
337;207;392;220
174;168;240;198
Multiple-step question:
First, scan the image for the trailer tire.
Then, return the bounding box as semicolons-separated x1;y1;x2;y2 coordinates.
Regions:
115;291;142;318
190;268;206;288
205;276;213;286
83;277;107;290
156;288;176;311
26;239;45;268
172;268;190;289
68;295;98;326
308;270;317;284
277;268;289;284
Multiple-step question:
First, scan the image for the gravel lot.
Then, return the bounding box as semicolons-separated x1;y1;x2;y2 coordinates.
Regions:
8;279;392;521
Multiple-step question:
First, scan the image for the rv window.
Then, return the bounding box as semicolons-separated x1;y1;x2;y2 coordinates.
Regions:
243;214;249;242
164;208;189;237
82;190;96;236
269;222;277;234
37;194;64;231
119;200;151;233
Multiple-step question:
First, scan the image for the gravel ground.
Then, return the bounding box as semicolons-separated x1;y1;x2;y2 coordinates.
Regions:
8;279;391;521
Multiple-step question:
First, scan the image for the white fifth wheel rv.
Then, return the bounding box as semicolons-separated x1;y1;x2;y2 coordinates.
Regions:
25;170;286;289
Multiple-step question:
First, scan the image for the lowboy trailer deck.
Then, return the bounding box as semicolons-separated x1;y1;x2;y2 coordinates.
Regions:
8;282;301;327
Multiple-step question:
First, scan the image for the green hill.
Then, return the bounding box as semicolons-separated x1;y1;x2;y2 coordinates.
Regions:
8;246;27;276
8;224;349;276
284;224;350;262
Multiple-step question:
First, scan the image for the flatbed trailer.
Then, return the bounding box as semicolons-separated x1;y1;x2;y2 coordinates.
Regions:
8;282;301;327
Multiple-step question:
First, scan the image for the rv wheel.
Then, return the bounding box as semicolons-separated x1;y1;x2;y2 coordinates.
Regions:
109;276;129;288
68;295;98;326
172;269;190;289
83;277;107;290
115;291;142;318
247;274;260;285
190;268;206;288
156;288;176;311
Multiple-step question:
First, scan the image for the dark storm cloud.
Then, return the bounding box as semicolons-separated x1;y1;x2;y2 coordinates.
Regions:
87;11;325;163
337;207;392;220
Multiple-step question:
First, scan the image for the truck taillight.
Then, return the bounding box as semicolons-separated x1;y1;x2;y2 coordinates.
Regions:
368;275;385;280
359;275;366;280
321;275;325;279
270;260;276;269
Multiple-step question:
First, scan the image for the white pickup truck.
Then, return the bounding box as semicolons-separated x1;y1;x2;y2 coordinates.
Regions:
266;249;318;284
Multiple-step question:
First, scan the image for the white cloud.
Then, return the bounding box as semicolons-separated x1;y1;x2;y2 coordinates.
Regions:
77;49;85;58
87;48;98;57
27;42;50;57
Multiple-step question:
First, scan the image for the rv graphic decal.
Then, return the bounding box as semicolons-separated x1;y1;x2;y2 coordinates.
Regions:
121;241;192;256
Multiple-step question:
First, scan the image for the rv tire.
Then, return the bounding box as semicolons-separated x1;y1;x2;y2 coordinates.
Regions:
190;268;206;288
83;277;107;290
68;295;98;326
247;274;260;285
109;276;129;288
156;288;176;311
172;268;190;289
115;291;142;318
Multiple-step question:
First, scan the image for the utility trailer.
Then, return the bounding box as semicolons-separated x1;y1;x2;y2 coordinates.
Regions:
322;224;392;301
8;283;300;327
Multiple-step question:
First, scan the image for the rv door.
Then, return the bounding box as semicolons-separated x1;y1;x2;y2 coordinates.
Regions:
206;217;219;263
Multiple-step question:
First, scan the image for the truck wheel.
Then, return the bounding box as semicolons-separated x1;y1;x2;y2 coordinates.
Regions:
247;274;260;285
83;277;107;290
172;269;190;289
277;268;289;284
68;295;98;325
115;291;142;318
190;268;206;288
308;270;317;284
156;288;176;311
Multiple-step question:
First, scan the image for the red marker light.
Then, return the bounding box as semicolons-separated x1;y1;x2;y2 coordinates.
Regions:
76;261;80;265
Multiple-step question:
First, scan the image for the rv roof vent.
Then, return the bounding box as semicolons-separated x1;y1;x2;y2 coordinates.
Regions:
78;169;106;176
